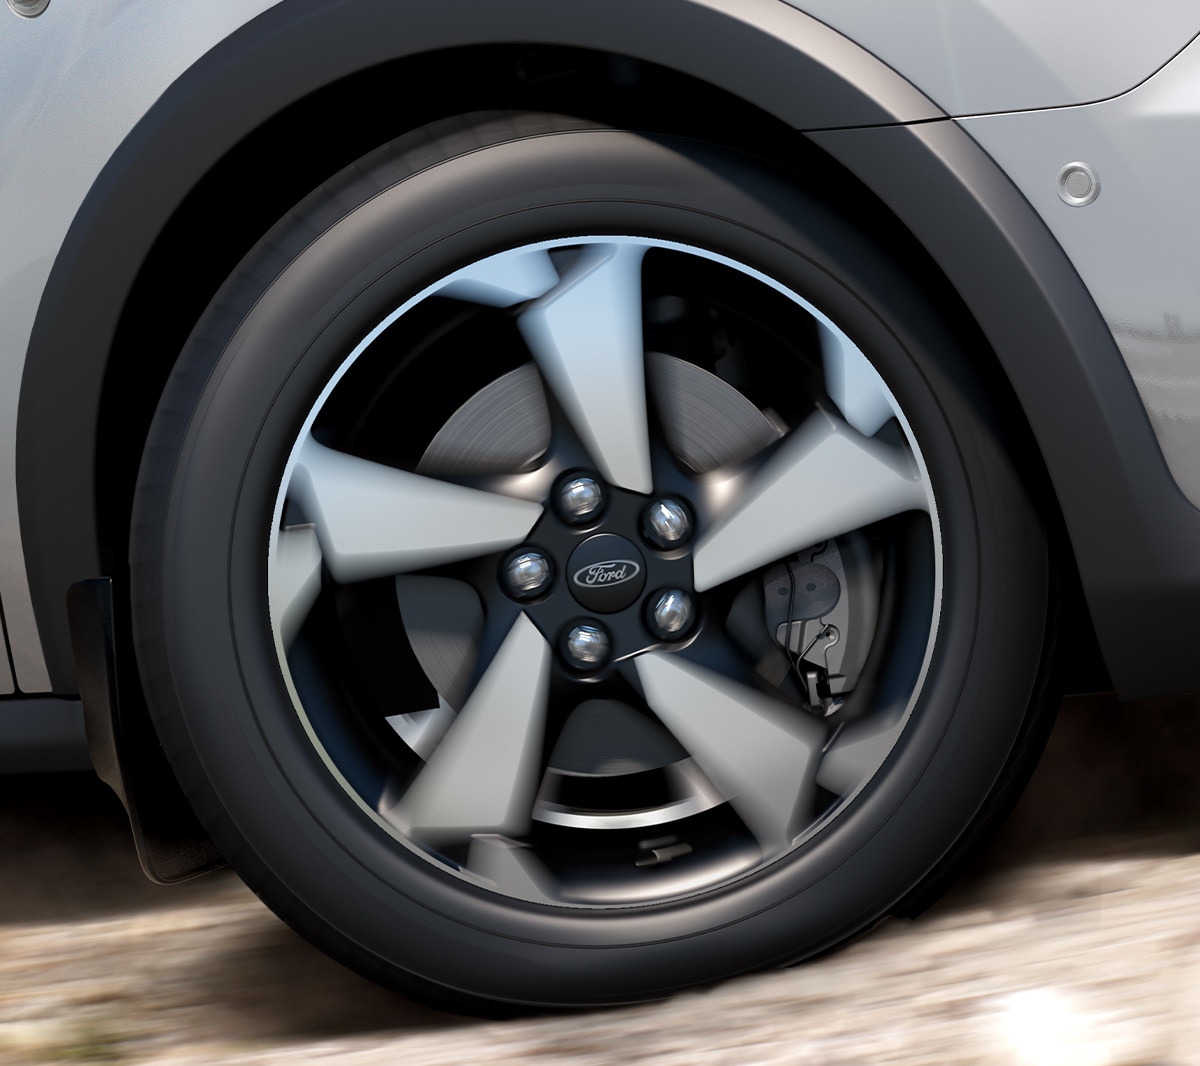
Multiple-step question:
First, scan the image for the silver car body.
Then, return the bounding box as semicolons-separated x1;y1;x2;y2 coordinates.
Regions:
0;0;1198;702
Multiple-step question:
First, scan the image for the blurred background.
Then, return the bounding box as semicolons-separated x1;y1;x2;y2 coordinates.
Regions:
2;691;1198;1065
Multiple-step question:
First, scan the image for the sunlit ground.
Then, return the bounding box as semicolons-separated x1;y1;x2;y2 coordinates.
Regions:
1;692;1198;1064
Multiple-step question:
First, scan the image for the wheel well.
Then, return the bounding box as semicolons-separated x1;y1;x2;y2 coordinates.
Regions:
103;49;941;544
96;45;803;582
88;42;1098;692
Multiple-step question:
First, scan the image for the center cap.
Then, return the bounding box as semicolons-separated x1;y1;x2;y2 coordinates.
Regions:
566;533;647;613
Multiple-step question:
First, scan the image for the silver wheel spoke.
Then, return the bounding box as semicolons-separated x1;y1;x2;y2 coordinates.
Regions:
389;613;551;845
693;410;928;591
466;835;556;903
386;696;456;761
268;524;323;651
518;243;654;493
816;697;909;796
819;323;897;438
436;247;560;307
289;437;543;584
635;652;827;852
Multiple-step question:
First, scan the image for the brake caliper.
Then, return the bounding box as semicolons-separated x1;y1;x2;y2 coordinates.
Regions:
762;537;879;715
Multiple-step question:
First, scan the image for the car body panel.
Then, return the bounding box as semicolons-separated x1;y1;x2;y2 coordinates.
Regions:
959;34;1200;503
0;0;288;691
1;0;1199;704
0;0;285;692
809;117;1200;700
790;0;1200;114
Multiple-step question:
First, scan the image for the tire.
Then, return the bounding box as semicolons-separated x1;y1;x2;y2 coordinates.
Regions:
130;112;1054;1009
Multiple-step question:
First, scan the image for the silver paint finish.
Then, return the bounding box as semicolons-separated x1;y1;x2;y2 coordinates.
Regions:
790;0;1200;115
386;613;552;845
6;0;51;18
287;436;544;585
635;652;826;851
0;0;282;691
268;524;322;653
959;35;1200;505
692;412;929;592
518;243;655;495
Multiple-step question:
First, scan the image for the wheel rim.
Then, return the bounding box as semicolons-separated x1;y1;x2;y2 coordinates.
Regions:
266;236;941;907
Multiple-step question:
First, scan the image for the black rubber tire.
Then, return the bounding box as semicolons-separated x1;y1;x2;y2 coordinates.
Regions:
129;112;1054;1010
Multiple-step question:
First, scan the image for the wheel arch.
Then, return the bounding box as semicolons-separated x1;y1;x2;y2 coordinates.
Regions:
16;0;1193;699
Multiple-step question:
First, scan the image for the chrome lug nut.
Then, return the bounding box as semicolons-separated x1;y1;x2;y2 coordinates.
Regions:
503;550;553;600
558;474;605;524
642;497;692;548
647;589;696;640
564;623;610;668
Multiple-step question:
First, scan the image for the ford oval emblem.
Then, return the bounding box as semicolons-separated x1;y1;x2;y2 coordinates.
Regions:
572;559;642;588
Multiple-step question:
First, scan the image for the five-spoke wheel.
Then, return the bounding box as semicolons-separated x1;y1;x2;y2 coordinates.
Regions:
267;234;938;904
130;113;1053;1008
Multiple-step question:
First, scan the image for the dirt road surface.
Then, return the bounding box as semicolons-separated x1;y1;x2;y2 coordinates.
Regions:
2;693;1199;1065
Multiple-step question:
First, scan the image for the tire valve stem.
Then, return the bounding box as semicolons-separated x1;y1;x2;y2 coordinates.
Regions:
635;835;693;867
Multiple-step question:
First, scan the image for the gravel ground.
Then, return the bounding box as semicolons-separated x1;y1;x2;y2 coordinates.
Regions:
2;692;1199;1065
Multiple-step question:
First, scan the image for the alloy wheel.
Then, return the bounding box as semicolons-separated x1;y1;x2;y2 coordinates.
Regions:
266;236;941;907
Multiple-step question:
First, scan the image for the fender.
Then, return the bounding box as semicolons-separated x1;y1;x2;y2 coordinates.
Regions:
810;119;1200;698
15;0;1200;699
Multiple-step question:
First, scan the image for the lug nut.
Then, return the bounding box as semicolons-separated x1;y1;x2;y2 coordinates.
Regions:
647;589;695;640
564;623;610;668
558;474;605;524
503;550;553;600
642;498;692;548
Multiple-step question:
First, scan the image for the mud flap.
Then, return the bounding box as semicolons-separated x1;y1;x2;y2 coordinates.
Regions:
67;578;225;884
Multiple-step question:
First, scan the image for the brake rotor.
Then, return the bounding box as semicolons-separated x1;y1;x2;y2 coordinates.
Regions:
417;363;552;477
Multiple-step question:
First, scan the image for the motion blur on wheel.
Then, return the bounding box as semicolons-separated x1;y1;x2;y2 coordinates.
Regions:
124;114;1053;1008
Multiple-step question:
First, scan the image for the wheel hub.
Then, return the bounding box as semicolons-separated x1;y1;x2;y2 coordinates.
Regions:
566;533;647;613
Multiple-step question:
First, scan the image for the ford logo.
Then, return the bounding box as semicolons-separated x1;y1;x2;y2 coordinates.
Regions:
572;559;642;587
